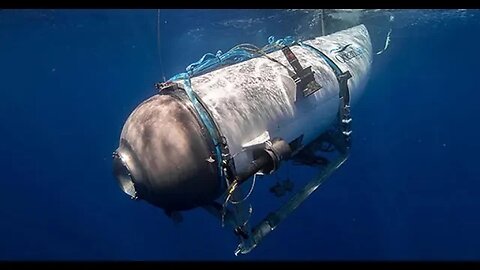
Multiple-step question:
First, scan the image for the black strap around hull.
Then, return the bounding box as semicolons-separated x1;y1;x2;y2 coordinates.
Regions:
287;42;353;151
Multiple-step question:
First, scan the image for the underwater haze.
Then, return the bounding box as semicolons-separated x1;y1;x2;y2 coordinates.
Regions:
1;9;480;260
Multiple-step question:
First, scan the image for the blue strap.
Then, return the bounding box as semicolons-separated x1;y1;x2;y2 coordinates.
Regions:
170;73;226;184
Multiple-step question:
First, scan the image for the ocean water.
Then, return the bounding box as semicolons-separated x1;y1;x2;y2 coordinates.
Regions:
1;9;479;260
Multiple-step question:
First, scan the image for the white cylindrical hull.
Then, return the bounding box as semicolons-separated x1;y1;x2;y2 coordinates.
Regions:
181;25;372;173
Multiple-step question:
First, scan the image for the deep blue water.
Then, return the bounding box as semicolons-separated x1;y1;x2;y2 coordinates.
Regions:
1;9;480;260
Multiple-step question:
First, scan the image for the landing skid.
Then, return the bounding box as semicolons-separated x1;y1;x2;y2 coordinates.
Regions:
234;132;349;255
201;130;350;255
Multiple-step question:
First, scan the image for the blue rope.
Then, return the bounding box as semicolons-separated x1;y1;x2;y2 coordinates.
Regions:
173;36;298;79
261;35;297;53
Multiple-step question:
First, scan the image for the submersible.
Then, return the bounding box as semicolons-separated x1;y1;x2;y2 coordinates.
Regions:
113;24;373;254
